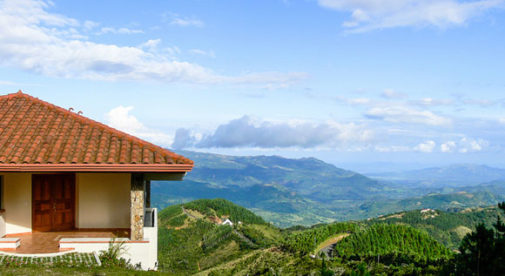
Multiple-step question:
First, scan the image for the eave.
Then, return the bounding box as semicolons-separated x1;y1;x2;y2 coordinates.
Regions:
0;163;194;173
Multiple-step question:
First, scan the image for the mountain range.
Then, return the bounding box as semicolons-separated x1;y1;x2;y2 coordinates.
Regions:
151;150;505;227
368;164;505;188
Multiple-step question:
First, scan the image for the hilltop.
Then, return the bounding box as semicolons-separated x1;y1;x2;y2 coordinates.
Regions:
155;199;503;275
157;199;282;275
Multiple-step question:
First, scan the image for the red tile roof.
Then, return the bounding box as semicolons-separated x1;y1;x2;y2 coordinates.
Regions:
0;91;193;172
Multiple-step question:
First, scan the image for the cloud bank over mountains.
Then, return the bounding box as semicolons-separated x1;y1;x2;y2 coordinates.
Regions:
104;100;492;155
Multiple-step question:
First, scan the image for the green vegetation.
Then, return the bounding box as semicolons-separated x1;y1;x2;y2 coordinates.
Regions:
183;198;267;225
153;150;390;226
334;224;453;261
156;199;505;275
157;199;281;275
5;199;505;275
153;151;505;227
455;202;505;275
282;222;359;255
366;206;505;249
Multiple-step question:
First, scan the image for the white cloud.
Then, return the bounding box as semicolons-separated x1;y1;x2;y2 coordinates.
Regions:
0;0;305;86
440;140;457;152
411;97;454;106
173;116;373;149
169;14;204;27
105;106;173;146
365;106;452;126
439;138;488;153
189;49;216;58
415;140;436;152
458;137;488;153
96;27;143;35
139;39;162;51
374;145;410;152
318;0;503;32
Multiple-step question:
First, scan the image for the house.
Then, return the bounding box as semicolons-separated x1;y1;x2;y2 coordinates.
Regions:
0;91;193;270
221;219;233;226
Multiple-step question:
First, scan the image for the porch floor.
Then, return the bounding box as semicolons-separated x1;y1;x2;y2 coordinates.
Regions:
2;229;129;254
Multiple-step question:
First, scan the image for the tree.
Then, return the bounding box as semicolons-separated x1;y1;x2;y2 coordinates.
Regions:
457;202;505;275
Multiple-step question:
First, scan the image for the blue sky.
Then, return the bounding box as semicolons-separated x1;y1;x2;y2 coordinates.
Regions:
1;0;505;171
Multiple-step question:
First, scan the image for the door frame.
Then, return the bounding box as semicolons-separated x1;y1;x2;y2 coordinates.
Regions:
31;173;76;232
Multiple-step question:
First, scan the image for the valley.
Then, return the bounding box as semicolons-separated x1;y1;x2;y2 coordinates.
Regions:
152;151;505;227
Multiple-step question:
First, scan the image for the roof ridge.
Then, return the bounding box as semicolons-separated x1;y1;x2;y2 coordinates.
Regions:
0;91;192;165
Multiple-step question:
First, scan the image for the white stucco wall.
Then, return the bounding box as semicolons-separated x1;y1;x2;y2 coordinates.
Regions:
76;173;130;229
0;213;6;237
2;173;32;234
60;208;158;270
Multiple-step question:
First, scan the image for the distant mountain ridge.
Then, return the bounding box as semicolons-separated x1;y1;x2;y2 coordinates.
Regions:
152;151;505;227
368;164;505;187
152;150;385;226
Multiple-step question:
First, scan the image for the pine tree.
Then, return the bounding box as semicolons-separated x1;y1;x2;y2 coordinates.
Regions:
457;202;505;275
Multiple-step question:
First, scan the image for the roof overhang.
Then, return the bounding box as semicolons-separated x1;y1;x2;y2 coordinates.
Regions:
0;164;193;173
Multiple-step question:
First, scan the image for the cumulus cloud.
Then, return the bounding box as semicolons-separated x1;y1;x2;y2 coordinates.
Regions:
458;137;488;153
172;116;373;149
365;106;452;126
105;106;173;146
414;140;436;152
439;138;488;153
0;0;305;85
318;0;503;32
440;140;457;152
172;128;196;149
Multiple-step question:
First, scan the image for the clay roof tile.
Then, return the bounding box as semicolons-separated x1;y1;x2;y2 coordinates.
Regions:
0;91;193;172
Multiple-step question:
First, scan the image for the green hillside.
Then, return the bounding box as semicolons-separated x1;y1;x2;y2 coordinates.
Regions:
359;190;505;220
366;206;505;249
152;180;337;227
334;224;453;261
152;151;505;227
153;150;410;226
157;199;282;275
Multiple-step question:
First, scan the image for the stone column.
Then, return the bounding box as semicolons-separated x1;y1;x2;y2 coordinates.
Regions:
130;173;144;241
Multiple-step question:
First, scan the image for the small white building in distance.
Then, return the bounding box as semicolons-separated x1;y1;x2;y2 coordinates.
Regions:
221;219;234;226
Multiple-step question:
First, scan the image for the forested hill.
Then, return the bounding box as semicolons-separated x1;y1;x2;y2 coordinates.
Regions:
156;199;503;275
365;206;505;249
157;199;283;275
175;150;382;202
153;150;390;226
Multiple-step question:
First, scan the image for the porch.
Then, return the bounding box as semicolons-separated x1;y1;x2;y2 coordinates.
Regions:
1;229;129;254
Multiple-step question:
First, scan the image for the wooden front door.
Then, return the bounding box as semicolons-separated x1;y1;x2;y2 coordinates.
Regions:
32;174;75;231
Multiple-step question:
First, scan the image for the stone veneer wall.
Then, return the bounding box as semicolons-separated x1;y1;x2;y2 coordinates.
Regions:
130;173;144;241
